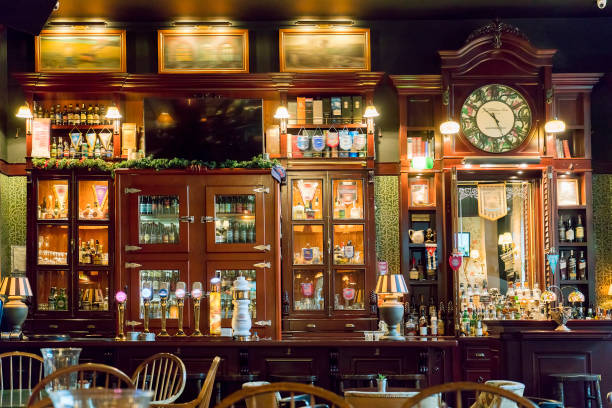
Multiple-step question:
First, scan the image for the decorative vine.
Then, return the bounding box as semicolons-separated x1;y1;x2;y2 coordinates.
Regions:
31;154;281;177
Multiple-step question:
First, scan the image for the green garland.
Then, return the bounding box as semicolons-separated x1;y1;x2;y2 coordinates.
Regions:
31;155;280;176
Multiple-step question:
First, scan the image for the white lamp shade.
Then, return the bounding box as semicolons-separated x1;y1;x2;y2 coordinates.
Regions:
544;118;566;133
363;105;380;118
16;105;33;119
105;106;122;119
440;120;460;135
274;106;290;119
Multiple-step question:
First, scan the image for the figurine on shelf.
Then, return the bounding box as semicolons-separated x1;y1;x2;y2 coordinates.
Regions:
425;228;437;243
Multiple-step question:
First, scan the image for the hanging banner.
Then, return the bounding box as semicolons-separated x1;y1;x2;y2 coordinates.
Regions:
92;184;109;209
98;129;113;150
85;130;97;150
69;130;82;149
547;253;559;276
53;184;68;209
477;183;507;221
31;118;51;158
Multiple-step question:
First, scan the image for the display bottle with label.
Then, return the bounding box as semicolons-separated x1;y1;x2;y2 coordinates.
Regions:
560;252;568;280
48;287;57;311
565;217;575;243
578;251;587;280
558;216;566;242
461;309;470;336
56;288;67;310
418;311;428;336
576;215;585;242
437;303;445;335
344;240;354;261
430;314;438;336
568;250;577;280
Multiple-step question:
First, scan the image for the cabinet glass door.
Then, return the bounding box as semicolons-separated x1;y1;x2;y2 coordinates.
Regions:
78;180;109;220
333;269;365;311
127;261;189;329
37;225;69;266
77;270;110;312
292;225;324;265
36;270;70;312
206;261;271;337
332;224;365;265
332;179;364;220
291;179;323;220
205;186;266;253
293;269;325;311
77;226;109;266
127;187;189;253
37;179;69;220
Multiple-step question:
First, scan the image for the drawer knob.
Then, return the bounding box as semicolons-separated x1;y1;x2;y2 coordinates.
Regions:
49;324;58;329
345;323;355;329
477;376;485;383
474;352;486;358
306;323;316;329
87;325;96;329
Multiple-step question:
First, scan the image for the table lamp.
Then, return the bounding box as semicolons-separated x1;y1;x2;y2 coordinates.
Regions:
375;273;409;341
174;282;186;337
0;275;33;340
191;282;203;337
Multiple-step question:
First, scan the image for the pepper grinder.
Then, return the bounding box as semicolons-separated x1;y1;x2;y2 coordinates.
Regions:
114;290;127;341
191;282;203;336
138;282;154;341
158;283;169;337
174;281;186;337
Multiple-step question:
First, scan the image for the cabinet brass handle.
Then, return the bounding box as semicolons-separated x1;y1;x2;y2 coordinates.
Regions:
49;324;58;329
179;216;194;223
345;323;355;329
87;325;96;329
125;245;142;252
254;320;272;327
253;244;271;252
124;188;142;194
474;352;486;358
306;323;316;329
125;262;142;269
253;262;271;269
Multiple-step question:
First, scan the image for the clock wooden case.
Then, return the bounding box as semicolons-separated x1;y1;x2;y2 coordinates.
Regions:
439;22;556;158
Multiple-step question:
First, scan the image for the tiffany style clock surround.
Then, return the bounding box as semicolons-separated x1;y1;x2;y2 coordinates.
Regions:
460;84;532;153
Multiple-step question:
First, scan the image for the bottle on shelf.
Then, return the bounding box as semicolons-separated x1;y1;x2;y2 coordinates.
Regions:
409;256;419;280
437;303;445;335
80;103;87;124
560;251;568;280
568;250;577;280
418;310;428;336
578;251;587;280
48;286;57;311
74;104;81;125
56;288;67;310
565;217;575;243
558;216;566;242
576;215;585;242
430;312;438;336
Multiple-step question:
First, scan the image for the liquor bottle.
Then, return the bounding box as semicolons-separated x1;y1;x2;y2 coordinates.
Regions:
80;103;87;124
437;303;445;335
247;221;255;243
578;251;587;280
409;257;419;280
94;140;101;158
447;301;454;335
461;309;470;336
587;306;595;320
417;259;425;280
51;137;57;158
233;221;240;244
81;142;88;158
87;104;93;125
475;312;483;337
57;288;67;310
55;104;62;125
428;297;436;318
94;104;100;125
576;215;585;242
162;224;169;244
143;223;151;244
48;287;57;311
565;217;575;243
49;105;55;125
63;141;69;158
418;310;428;336
568;250;577;280
240;222;247;244
559;251;568;280
62;105;68;125
418;294;426;317
56;138;63;159
344;240;354;261
558;216;566;242
74;104;81;125
430;313;438;336
226;221;234;244
107;140;113;158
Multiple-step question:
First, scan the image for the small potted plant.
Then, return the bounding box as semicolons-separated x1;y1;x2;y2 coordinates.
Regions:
376;374;387;392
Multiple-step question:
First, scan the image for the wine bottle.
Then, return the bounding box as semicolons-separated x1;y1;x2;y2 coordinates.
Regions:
558;216;566;242
568;250;577;280
559;251;568;280
576;215;585;242
578;251;587;280
565;217;575;243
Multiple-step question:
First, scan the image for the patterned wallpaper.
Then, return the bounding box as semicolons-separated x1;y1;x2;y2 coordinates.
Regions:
374;176;400;274
0;175;27;278
593;174;612;309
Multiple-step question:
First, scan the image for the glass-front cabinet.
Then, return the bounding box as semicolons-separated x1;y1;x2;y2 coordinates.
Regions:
283;171;375;333
28;171;114;335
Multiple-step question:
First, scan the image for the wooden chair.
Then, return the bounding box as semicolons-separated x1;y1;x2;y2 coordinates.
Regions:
401;381;538;408
0;351;44;391
27;362;134;408
132;353;187;404
152;356;220;408
214;382;351;408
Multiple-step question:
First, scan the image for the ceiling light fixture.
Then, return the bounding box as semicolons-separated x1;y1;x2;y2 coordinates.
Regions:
544;117;566;133
295;20;354;27
173;21;232;27
597;0;607;9
440;120;460;135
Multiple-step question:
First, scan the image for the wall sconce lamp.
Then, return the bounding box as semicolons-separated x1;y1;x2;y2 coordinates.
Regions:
544;117;566;133
440;120;460;135
274;106;290;134
363;105;379;134
16;105;33;136
105;105;122;134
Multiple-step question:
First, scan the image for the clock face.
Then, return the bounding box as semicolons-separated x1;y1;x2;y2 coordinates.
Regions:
460;84;532;153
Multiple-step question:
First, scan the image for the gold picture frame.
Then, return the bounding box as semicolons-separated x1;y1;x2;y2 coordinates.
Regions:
279;28;371;73
158;29;249;73
557;178;580;207
36;29;126;73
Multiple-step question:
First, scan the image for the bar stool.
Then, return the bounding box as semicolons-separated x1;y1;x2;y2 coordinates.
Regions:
215;373;259;404
549;373;603;408
268;374;318;385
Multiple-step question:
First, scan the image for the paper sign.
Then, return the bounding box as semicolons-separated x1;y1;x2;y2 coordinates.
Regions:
31;118;51;158
121;123;137;156
11;246;26;275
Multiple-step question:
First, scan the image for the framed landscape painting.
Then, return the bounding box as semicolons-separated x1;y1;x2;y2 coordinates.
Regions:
36;30;126;72
279;28;370;72
158;29;249;73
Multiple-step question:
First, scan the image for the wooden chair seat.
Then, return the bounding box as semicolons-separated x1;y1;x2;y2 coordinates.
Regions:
132;352;187;405
0;351;44;391
549;372;603;408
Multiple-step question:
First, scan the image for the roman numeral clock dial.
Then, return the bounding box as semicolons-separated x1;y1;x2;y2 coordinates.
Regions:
460;84;532;153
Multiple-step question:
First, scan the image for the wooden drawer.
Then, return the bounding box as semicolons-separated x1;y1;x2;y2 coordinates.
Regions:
464;347;491;362
28;318;115;337
287;319;373;332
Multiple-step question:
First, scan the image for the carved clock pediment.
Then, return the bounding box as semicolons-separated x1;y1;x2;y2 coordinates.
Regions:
439;20;557;156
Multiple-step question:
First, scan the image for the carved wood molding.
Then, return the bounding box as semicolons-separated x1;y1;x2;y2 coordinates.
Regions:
389;75;442;95
552;73;603;91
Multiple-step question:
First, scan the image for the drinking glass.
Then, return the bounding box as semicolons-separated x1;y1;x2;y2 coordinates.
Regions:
41;348;82;392
49;389;153;408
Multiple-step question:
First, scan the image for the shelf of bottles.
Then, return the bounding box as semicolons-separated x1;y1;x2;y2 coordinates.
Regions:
138;195;180;245
37;225;69;265
218;269;257;320
78;270;110;312
78;226;109;266
293;270;325;311
36;270;70;311
37;179;69;220
404;294;450;337
139;270;180;319
214;195;256;244
557;209;588;282
286;95;367;159
78;180;110;221
333;269;365;310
